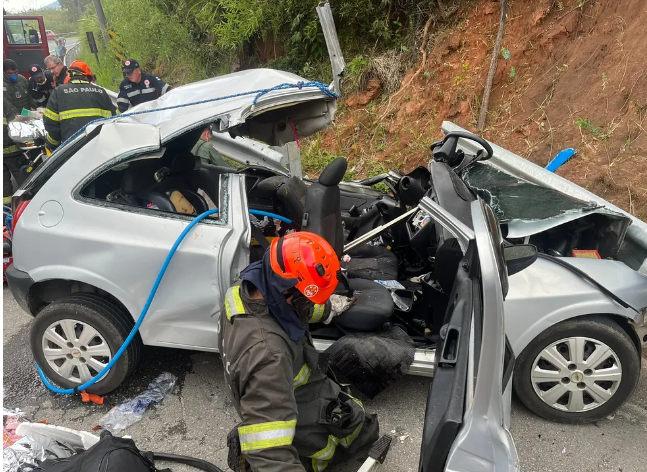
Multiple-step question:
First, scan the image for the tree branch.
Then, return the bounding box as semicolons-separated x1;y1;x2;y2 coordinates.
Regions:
477;0;508;131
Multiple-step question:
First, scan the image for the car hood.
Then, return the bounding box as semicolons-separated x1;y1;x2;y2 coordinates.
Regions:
113;69;338;147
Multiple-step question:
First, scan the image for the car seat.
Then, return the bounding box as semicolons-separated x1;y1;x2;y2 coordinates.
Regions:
301;157;394;331
122;155;208;215
253;176;307;225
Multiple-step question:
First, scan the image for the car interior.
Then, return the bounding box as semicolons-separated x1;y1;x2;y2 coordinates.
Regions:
79;125;497;350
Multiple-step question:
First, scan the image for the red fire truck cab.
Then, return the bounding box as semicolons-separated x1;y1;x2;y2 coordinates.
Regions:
3;11;50;79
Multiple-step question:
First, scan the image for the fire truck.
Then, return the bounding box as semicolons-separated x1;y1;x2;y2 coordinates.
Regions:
3;9;50;79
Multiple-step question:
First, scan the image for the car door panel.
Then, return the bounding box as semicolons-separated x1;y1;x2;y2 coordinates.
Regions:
418;245;475;471
418;200;518;472
15;124;250;351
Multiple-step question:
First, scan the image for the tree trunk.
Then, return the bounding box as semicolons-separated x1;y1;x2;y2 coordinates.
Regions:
477;0;508;131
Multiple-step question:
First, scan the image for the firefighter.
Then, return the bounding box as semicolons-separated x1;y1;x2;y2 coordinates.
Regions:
3;98;25;198
191;127;230;167
219;232;379;472
44;55;67;87
3;59;35;112
28;64;55;107
117;59;170;113
43;60;116;151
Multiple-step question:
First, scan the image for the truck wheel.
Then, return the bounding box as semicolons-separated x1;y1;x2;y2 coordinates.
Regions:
31;294;142;395
513;315;640;424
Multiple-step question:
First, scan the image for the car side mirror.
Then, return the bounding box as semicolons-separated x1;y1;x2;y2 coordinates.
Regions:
504;244;538;276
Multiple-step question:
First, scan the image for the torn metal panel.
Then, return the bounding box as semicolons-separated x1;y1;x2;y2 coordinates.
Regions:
317;1;346;95
211;133;288;176
111;69;337;147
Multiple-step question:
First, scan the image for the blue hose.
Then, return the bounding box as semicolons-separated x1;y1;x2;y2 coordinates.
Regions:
36;207;291;394
249;209;292;224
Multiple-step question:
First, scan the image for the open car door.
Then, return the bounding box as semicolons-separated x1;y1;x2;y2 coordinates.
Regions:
418;199;519;472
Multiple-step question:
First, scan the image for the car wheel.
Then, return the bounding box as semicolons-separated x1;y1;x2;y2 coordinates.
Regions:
513;315;640;424
30;294;142;395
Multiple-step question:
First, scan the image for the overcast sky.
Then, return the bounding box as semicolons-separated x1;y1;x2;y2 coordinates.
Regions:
4;0;54;13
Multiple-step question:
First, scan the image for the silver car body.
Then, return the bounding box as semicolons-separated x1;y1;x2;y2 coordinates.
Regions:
12;70;647;371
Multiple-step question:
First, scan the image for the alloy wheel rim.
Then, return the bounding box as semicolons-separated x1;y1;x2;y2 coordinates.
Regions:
41;319;112;384
530;336;622;413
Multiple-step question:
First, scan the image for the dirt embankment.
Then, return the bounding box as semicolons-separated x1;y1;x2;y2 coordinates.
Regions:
320;0;647;219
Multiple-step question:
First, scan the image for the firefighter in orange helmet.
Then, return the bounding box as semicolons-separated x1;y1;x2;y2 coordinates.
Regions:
43;60;116;151
219;232;379;472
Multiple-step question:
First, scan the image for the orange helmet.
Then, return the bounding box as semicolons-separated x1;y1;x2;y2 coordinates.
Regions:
67;60;93;79
270;232;340;304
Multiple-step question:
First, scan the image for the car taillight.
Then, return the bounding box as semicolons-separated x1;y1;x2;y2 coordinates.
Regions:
11;200;31;235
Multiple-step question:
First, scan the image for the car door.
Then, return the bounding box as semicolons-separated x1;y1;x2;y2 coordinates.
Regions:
418;199;519;472
13;122;251;351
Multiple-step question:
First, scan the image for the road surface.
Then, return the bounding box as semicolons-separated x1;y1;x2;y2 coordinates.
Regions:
3;287;646;471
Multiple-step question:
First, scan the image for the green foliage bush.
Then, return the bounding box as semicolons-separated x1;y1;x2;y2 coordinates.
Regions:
20;8;78;34
79;0;432;88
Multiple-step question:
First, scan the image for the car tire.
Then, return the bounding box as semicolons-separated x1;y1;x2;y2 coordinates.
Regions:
513;315;640;424
31;294;142;395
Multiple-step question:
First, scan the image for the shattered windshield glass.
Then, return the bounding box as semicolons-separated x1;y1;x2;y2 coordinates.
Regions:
461;162;600;222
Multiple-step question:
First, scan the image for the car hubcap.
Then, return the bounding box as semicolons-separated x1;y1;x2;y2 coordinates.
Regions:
41;319;112;384
530;336;622;413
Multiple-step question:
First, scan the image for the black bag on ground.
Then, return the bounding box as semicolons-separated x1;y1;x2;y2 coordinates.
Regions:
33;430;224;472
34;430;158;472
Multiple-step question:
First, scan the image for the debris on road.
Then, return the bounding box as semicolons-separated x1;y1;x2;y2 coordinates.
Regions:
97;372;177;433
3;410;77;472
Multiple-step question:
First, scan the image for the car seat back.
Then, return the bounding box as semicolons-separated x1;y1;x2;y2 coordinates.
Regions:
253;176;307;225
302;157;347;256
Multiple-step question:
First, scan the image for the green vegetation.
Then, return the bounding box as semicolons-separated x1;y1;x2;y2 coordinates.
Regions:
18;8;78;34
575;117;607;138
77;0;442;90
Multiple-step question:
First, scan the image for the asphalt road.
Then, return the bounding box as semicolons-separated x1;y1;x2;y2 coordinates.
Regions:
3;286;646;472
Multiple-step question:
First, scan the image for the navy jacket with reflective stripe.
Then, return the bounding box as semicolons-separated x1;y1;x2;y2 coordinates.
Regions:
117;72;169;113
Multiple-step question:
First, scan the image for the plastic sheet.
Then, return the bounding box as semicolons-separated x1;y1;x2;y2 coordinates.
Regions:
98;372;177;433
3;412;77;472
391;292;409;311
7;120;46;144
325;326;415;399
374;280;406;290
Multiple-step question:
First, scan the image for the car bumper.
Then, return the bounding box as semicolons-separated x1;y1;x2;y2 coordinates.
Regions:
6;264;35;315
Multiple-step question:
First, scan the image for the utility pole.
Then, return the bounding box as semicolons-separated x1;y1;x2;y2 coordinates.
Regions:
92;0;109;43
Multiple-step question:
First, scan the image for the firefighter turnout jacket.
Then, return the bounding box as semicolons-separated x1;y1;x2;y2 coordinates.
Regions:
43;79;116;149
219;281;379;472
117;73;170;113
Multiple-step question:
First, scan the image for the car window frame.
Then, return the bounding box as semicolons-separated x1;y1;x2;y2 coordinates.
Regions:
4;19;43;45
72;149;232;228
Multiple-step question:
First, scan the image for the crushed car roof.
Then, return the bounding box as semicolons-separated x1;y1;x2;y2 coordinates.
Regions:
110;69;338;144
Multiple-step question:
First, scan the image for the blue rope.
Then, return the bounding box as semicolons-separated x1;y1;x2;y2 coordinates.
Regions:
49;81;338;156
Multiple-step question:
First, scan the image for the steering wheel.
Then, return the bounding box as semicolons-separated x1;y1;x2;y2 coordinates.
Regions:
430;131;493;167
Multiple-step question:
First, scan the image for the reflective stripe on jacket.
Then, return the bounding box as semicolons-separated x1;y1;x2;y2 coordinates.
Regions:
117;72;170;113
43;79;116;148
218;281;379;472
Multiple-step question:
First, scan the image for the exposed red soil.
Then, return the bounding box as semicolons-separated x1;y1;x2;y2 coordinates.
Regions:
319;0;647;219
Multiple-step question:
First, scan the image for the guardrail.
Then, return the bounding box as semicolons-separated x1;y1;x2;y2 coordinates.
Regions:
63;43;81;66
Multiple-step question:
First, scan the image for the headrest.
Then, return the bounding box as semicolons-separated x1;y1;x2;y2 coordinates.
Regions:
319;157;347;187
171;152;200;174
121;160;159;194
